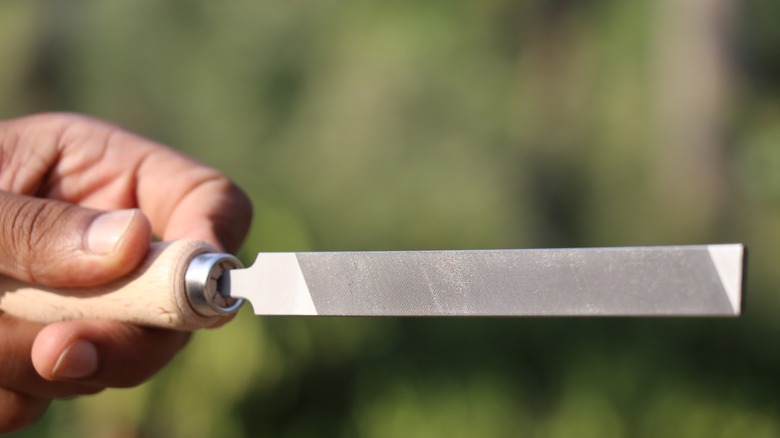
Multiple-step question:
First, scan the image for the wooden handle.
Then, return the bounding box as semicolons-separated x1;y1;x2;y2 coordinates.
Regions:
0;240;239;331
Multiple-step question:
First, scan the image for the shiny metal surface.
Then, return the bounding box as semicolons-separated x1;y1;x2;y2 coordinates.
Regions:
185;252;245;316
226;244;744;317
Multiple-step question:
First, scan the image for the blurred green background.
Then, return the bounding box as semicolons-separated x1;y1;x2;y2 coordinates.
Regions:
4;0;780;436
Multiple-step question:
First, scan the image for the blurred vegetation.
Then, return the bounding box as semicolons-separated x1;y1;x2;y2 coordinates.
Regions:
4;0;780;436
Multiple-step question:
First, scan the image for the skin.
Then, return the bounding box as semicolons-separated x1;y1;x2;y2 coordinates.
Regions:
0;113;253;433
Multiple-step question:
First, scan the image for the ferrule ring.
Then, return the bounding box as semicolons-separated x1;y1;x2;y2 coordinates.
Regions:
185;253;245;317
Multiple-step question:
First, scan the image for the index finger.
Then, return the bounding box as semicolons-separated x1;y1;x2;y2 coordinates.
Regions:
8;114;253;252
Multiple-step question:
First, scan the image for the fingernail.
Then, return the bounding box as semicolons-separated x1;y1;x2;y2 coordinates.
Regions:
52;340;98;379
87;209;137;255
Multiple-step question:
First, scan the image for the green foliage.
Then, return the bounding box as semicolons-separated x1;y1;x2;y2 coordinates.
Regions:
5;0;780;436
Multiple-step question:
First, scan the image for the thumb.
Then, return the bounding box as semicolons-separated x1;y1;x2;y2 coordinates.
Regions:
0;191;152;287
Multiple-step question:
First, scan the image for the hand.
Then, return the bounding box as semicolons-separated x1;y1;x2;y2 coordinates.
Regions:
0;113;253;433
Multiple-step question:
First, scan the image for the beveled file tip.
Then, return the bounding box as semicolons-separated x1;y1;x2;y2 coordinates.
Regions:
707;244;744;315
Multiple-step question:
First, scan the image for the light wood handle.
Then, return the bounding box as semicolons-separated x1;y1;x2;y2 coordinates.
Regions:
0;240;242;331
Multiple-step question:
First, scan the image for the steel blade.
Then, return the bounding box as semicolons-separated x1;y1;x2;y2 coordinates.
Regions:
224;244;744;316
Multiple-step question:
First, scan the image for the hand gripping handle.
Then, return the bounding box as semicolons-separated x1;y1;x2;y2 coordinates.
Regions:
0;240;244;331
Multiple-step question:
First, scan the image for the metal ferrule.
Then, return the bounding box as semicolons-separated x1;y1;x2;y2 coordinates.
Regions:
185;252;245;317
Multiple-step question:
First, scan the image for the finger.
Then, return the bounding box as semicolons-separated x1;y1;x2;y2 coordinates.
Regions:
1;113;252;253
49;117;252;252
32;320;190;388
158;176;253;253
0;191;151;286
0;388;50;435
0;314;104;398
129;144;252;252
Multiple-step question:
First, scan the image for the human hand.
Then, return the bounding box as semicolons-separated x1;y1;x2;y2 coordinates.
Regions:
0;113;252;433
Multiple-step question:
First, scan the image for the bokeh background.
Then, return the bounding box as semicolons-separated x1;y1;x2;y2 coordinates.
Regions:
4;0;780;436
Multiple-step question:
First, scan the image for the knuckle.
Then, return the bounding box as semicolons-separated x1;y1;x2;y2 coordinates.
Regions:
1;197;73;283
0;115;73;195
